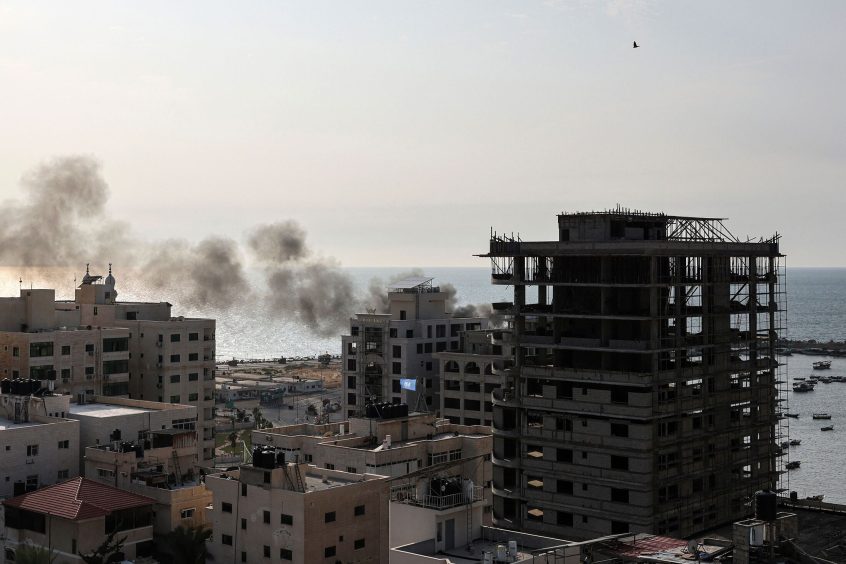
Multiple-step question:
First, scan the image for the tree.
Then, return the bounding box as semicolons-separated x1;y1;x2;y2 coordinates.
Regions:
80;527;126;564
14;545;56;564
228;431;238;451
166;525;213;564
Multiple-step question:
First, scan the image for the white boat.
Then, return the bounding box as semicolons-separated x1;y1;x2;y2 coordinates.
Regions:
813;361;832;370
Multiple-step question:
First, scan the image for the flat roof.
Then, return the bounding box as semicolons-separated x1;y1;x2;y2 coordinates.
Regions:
389;276;433;289
68;403;154;417
0;421;50;430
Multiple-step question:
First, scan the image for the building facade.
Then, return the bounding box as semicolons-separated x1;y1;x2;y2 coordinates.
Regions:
206;462;389;564
341;277;486;418
434;328;514;426
484;211;785;539
0;266;217;461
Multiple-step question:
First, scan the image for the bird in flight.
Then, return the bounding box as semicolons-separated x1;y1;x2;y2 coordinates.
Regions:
633;41;640;48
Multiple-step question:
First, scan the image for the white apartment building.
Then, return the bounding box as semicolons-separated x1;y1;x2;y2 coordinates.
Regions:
0;389;79;498
341;277;486;418
207;461;389;564
0;388;199;500
0;265;217;461
434;328;514;426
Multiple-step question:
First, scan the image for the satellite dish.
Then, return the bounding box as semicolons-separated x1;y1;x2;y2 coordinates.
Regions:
687;540;699;554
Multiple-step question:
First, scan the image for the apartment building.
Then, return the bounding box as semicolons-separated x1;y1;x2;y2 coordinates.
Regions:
0;266;217;461
483;211;785;539
434;328;514;426
255;409;492;554
0;386;79;498
0;387;198;499
341;276;486;418
206;461;389;564
2;477;155;564
84;426;211;548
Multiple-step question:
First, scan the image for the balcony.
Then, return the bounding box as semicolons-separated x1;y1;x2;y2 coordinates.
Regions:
391;483;484;510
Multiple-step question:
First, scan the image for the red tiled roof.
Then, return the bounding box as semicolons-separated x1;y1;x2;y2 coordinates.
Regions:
2;478;154;521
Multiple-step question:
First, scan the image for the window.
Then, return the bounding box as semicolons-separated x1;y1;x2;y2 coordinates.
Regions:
263;545;270;558
611;488;629;503
189;332;199;341
406;329;413;338
610;423;629;438
436;325;446;338
57;469;69;480
181;508;195;519
325;511;336;523
557;448;573;463
85;343;94;352
392;362;402;376
611;455;629;470
416;343;423;354
263;510;270;524
222;502;233;513
189;353;198;361
400;310;406;320
170;354;180;363
189;373;198;381
58;440;69;449
188;393;198;401
61;368;70;380
354;538;365;550
97;468;115;480
241;551;247;563
170;374;181;383
389;328;398;338
346;466;357;474
61;345;71;355
347;359;356;371
222;534;233;546
354;504;365;516
281;514;293;525
392;379;401;393
30;342;54;357
170;334;181;342
424;342;433;353
241;483;248;496
241;518;247;530
170;395;180;403
436;342;446;352
26;445;38;457
392;345;402;358
557;480;573;495
610;388;628;404
280;548;293;560
12;346;19;357
85;366;95;376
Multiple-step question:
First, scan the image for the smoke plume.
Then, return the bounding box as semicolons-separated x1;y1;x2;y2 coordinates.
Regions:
0;156;499;337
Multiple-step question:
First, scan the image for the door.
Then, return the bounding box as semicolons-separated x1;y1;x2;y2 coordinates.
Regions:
445;518;455;550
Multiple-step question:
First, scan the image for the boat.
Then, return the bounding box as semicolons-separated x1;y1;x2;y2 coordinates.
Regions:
793;383;813;393
790;439;801;446
812;413;832;420
813;361;832;370
786;461;801;469
808;494;825;502
784;413;800;418
820;378;833;384
793;377;806;381
821;425;834;431
780;441;790;449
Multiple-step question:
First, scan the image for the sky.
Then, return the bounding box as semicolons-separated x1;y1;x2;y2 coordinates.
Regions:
0;1;844;267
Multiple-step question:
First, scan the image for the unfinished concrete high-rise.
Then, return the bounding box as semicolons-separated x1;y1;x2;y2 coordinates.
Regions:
482;210;786;540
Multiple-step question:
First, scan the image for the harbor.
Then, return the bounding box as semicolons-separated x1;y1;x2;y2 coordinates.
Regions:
783;353;846;503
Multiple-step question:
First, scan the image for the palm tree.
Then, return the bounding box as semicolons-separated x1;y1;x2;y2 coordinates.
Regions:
166;525;213;564
14;545;56;564
80;528;126;564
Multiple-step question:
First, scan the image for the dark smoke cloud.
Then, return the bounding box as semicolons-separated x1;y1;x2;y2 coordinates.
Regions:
441;281;502;325
363;268;425;313
248;222;308;264
0;156;498;337
0;156;113;266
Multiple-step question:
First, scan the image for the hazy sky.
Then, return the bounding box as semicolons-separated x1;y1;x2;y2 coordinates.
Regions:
1;1;844;266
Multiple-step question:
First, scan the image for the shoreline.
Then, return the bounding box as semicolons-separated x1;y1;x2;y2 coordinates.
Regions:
780;340;846;357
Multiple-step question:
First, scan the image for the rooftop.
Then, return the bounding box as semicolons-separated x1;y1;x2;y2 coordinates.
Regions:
69;403;153;417
2;477;154;521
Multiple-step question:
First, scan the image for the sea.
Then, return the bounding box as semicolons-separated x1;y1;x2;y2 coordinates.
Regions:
1;266;845;502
